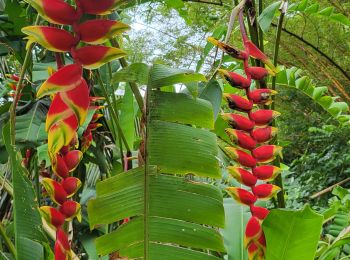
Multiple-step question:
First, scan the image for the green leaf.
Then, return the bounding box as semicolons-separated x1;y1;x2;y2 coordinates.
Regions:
263;205;323;260
149;63;206;88
112;63;149;85
2;122;50;260
120;85;135;149
199;79;223;120
258;2;281;33
221;198;249;260
88;80;224;258
164;0;184;8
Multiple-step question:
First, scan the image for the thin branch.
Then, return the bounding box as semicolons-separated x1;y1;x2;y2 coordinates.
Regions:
271;23;350;82
182;0;223;6
310;177;350;199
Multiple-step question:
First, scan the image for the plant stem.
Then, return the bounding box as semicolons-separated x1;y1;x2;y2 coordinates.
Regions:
0;221;16;258
9;15;39;146
271;0;288;208
110;39;144;112
95;71;131;153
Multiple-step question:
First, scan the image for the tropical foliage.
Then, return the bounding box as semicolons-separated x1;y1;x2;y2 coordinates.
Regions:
0;0;349;259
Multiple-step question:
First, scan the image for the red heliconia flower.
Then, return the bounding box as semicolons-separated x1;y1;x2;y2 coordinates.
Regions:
225;129;257;150
207;37;248;60
253;165;281;181
55;228;70;260
41;178;67;205
92;113;103;122
22;26;76;52
48;114;79;156
248;89;277;105
227;166;257;187
225;147;257;168
78;20;130;45
246;67;268;80
60;79;90;126
226;187;257;205
25;0;79;25
247;242;260;260
46;94;76;132
40;206;65;229
249;110;280;126
245;216;262;247
244;40;277;74
218;69;251;89
252;145;282;163
223;93;253;112
73;45;127;70
251;127;277;143
60;201;81;221
63;150;83;172
250;205;269;220
252;184;281;200
80;0;126;15
61;177;82;197
81;130;93;153
86;123;103;132
52;154;69;179
36;64;83;98
222;113;255;132
256;232;266;249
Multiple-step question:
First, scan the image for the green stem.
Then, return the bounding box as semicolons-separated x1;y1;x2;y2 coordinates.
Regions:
0;221;16;258
271;0;287;208
110;39;144;112
95;71;131;152
9;15;39;146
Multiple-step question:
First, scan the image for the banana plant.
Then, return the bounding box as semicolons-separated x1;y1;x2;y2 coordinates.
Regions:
88;63;226;259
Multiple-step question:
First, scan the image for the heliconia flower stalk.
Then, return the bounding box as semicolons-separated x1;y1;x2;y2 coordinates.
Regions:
22;0;129;258
252;184;281;200
223;93;253;112
226;187;257;205
222;113;255;132
251;127;277;143
225;147;257;168
249;110;281;126
212;8;283;258
226;129;257;150
248;89;277;105
252;145;282;163
218;69;251;89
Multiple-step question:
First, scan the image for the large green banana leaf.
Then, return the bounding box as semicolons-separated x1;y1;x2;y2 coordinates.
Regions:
88;64;225;259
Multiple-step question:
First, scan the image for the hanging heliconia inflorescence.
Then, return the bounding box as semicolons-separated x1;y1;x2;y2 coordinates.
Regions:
208;9;282;260
22;0;129;259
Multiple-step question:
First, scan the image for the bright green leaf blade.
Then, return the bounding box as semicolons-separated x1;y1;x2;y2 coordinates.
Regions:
112;63;149;85
149;91;214;129
263;205;323;260
149;64;206;88
258;1;281;33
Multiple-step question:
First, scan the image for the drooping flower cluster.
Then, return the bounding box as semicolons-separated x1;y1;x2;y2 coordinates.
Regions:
209;10;282;260
22;0;128;259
